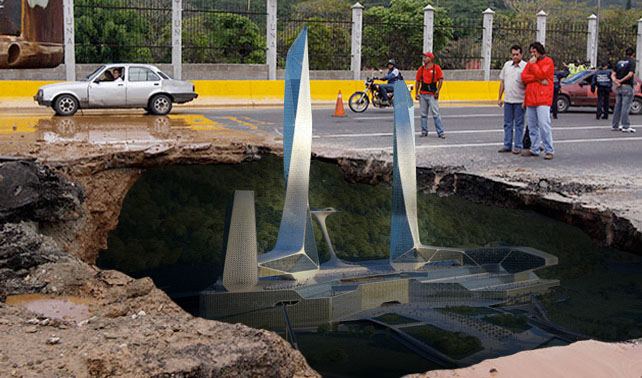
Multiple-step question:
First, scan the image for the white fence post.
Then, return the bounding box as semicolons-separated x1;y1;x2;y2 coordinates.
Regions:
351;2;364;80
536;10;547;46
172;0;182;80
267;0;277;80
482;8;495;81
423;5;434;53
63;0;75;81
587;14;597;67
637;18;642;78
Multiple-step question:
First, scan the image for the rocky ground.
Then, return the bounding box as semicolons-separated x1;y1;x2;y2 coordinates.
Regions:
0;160;318;377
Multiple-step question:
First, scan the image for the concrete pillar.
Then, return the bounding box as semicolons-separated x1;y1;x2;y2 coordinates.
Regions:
423;5;435;54
266;0;277;80
635;18;642;78
351;2;364;80
63;0;75;81
172;0;182;79
587;14;597;67
536;10;547;46
482;8;495;81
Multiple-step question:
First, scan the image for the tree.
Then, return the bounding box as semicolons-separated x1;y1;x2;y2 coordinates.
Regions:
176;13;266;64
362;0;453;70
74;0;153;63
280;18;351;70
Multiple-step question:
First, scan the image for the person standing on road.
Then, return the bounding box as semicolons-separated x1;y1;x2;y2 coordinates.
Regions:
521;42;555;160
378;59;403;105
611;48;637;133
591;61;613;120
497;45;527;154
551;66;569;119
415;52;446;138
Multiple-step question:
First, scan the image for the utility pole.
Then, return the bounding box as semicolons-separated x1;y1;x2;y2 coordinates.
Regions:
593;0;601;67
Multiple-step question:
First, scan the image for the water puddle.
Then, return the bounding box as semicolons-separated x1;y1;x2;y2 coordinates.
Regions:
6;293;94;322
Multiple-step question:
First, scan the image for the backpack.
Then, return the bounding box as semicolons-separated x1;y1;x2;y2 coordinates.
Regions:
419;65;437;93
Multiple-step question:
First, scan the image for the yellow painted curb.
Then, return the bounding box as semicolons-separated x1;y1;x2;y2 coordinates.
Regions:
0;80;500;109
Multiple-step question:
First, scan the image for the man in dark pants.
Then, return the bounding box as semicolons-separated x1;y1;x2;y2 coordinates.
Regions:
551;67;569;119
591;62;613;120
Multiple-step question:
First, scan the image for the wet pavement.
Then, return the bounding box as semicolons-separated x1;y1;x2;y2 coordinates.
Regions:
0;109;276;159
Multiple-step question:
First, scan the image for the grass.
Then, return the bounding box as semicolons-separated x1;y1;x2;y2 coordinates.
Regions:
403;324;483;360
296;331;440;378
373;312;419;325
543;272;642;340
482;314;531;333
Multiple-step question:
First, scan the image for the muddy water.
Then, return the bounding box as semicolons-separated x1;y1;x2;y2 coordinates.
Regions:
0;111;272;157
6;293;93;322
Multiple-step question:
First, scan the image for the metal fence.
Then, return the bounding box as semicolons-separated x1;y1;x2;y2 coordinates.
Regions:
435;18;484;70
492;19;536;69
74;0;172;64
598;24;637;66
546;22;587;68
182;2;267;64
69;1;641;78
362;16;423;71
277;17;352;70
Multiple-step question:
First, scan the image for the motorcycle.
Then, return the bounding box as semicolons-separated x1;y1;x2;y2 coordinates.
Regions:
348;77;413;113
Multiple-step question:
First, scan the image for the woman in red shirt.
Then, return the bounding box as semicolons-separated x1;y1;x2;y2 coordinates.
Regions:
521;42;555;160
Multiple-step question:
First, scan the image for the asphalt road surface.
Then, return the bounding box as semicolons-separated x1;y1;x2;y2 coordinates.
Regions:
195;105;642;177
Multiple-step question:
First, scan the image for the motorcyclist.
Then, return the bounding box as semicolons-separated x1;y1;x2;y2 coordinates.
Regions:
378;59;403;104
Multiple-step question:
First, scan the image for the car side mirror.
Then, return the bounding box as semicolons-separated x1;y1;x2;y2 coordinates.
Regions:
94;79;100;84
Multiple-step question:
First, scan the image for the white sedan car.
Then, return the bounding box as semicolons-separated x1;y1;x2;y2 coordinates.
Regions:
34;64;198;116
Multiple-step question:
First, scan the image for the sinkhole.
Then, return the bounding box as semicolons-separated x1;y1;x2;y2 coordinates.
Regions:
98;155;642;378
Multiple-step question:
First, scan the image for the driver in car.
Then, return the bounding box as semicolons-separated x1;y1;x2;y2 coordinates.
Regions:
113;68;123;81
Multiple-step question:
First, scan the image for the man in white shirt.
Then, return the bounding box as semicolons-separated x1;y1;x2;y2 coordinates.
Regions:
498;45;527;154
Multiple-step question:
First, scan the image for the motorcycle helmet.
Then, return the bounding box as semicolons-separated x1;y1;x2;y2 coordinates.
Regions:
387;59;396;67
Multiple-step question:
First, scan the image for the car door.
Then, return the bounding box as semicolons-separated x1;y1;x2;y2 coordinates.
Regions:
578;73;597;105
88;67;127;107
126;67;162;107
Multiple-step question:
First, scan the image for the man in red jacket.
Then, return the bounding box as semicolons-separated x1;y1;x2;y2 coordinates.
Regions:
521;42;555;160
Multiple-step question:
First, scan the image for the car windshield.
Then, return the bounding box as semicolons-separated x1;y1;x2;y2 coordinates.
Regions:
85;65;106;81
561;71;591;85
156;70;171;80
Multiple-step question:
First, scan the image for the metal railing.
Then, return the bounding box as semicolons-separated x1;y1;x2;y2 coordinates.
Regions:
65;1;642;80
492;19;537;69
277;17;352;70
435;18;484;70
182;2;267;64
546;22;588;68
74;0;172;64
362;17;424;71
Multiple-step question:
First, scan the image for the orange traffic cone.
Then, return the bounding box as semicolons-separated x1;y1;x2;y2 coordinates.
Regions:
333;90;346;117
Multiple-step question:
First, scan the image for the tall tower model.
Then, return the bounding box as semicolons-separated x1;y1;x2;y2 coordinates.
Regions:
389;80;465;270
257;27;320;281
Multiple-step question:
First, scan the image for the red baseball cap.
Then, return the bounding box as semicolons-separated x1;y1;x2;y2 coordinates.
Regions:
422;52;434;59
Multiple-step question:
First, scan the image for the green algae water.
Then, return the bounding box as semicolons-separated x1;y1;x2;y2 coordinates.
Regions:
98;155;642;375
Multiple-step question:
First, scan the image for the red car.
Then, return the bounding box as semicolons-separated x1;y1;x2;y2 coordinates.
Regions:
557;70;642;114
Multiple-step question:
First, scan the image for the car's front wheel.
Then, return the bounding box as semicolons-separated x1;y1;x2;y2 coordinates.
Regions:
557;95;570;113
149;94;172;115
53;94;79;116
630;97;642;115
